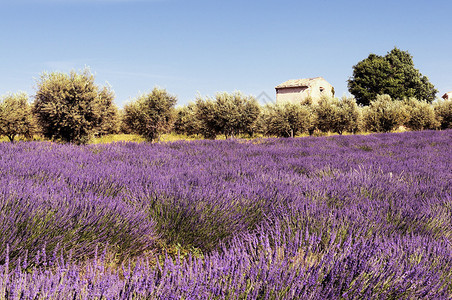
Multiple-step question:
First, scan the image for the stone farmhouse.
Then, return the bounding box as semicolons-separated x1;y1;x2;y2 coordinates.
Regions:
275;77;334;105
442;92;452;100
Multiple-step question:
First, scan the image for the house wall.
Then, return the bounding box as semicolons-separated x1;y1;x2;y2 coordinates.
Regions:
276;87;308;104
276;79;334;105
308;79;334;104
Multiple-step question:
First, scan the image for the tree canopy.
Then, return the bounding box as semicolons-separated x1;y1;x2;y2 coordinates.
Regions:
361;94;408;132
314;96;360;135
33;69;116;144
348;47;437;106
122;87;177;142
261;102;312;138
0;92;35;142
194;92;261;139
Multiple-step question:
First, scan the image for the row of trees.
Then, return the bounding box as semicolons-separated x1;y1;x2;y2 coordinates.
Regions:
0;69;181;143
175;94;451;139
0;67;451;143
174;92;261;139
0;70;121;144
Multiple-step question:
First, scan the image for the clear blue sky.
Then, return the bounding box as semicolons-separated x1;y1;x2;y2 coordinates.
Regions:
1;0;451;107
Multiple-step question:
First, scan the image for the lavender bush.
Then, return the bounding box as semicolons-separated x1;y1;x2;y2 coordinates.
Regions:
0;130;451;299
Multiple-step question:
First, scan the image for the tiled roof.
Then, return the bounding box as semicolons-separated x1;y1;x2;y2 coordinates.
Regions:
442;92;452;99
275;77;325;89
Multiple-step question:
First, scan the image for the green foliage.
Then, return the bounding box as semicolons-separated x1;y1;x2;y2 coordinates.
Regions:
0;92;36;142
235;93;261;137
434;99;452;129
314;97;336;133
148;195;265;252
194;92;261;139
314;96;360;135
338;96;361;134
118;109;132;134
122;87;177;142
33;69;118;144
95;86;120;136
403;98;439;131
174;102;201;137
362;95;408;132
348;47;437;106
262;102;313;137
194;97;219;139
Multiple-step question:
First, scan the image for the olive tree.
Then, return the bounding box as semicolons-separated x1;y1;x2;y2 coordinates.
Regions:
95;86;120;136
314;96;360;135
216;92;260;138
174;103;201;137
194;92;261;139
194;97;220;139
122;87;177;142
403;98;438;131
33;69;118;144
361;95;408;132
262;102;312;137
434;99;452;129
0;92;36;142
336;96;360;134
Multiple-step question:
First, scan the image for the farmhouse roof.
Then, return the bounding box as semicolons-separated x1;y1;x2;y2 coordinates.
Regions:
275;77;326;89
442;92;452;99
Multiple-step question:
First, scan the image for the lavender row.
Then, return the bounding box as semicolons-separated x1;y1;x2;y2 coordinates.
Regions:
1;222;450;299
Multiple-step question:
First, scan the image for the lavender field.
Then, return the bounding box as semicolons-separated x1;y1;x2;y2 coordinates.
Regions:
0;130;451;299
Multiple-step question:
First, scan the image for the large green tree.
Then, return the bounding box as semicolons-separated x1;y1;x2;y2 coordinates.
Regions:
348;47;437;106
33;69;118;144
122;87;177;142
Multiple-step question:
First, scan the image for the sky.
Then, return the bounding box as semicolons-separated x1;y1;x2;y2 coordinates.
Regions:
1;0;452;107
